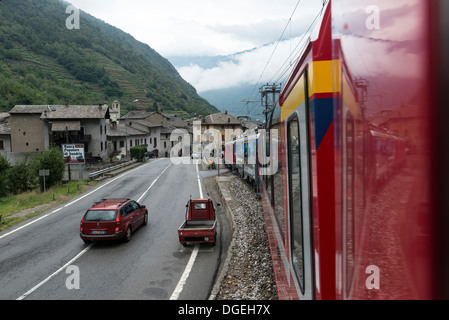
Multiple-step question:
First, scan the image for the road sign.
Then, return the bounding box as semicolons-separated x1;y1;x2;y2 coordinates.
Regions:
63;144;85;164
39;169;50;176
39;169;50;192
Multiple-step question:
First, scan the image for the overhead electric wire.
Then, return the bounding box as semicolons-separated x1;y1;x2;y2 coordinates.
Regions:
249;0;302;96
236;0;302;117
239;0;328;118
269;5;325;85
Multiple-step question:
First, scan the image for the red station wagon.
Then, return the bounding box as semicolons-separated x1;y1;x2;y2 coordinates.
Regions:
80;199;148;243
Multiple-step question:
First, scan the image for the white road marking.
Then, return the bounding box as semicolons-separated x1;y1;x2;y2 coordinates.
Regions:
196;161;204;198
170;162;204;300
15;159;170;300
17;243;93;300
0;159;163;240
169;244;200;300
137;163;171;202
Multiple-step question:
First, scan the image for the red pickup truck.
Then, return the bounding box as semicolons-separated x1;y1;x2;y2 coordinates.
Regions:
178;198;218;246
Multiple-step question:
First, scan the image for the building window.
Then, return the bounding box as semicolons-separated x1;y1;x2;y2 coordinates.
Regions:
0;140;4;150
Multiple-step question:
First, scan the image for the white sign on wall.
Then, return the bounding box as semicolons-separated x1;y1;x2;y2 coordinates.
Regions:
63;144;85;164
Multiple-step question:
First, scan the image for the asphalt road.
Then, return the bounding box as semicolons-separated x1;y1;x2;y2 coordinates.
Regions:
0;158;230;300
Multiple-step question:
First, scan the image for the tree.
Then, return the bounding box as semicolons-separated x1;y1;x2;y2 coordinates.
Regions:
0;154;11;197
31;147;65;191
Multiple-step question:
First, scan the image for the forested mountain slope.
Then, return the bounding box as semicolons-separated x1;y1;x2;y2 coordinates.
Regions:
0;0;218;117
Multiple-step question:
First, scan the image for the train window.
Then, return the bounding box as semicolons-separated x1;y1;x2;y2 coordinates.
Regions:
273;132;285;241
344;111;356;295
288;116;305;290
285;69;314;299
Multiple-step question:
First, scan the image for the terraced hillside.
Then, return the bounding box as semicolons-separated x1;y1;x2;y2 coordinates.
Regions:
0;0;218;117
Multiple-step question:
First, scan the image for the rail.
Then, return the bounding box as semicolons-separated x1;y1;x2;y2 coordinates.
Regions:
88;160;137;180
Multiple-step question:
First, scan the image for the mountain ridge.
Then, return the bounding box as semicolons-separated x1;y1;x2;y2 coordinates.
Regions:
0;0;218;117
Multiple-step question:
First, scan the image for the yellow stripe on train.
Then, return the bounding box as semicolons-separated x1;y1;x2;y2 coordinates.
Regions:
281;60;340;122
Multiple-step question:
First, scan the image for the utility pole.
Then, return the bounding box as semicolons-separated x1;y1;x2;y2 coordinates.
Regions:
260;84;282;127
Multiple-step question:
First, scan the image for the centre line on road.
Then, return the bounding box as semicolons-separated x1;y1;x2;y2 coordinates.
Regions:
137;163;172;203
196;161;204;198
17;243;93;300
169;161;203;300
0;159;163;241
15;159;170;300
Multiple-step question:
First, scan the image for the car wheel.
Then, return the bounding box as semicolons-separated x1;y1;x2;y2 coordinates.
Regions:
124;226;132;242
143;211;148;226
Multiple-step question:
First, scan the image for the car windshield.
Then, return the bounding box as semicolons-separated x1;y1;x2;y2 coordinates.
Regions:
84;210;118;221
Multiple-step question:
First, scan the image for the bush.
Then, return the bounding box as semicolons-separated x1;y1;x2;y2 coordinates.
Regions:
0;154;11;197
130;146;147;161
31;147;65;191
5;159;35;195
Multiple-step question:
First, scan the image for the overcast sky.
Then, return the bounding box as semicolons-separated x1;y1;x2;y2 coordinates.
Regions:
68;0;325;93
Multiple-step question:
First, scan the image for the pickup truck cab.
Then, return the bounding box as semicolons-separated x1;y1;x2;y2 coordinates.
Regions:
178;198;217;246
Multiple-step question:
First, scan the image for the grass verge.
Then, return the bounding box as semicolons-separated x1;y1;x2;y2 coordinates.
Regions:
0;180;99;232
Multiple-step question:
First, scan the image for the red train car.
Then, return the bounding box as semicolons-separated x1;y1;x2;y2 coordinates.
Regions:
260;0;449;299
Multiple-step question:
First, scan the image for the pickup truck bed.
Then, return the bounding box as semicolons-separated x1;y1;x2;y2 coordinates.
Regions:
181;220;216;229
178;198;218;246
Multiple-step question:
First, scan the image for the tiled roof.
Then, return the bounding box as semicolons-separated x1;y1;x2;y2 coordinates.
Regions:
40;105;109;119
107;123;148;137
11;105;110;120
202;112;240;125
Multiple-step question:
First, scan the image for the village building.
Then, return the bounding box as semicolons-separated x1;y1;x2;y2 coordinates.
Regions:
106;121;149;159
200;111;242;145
8;104;110;161
6;102;232;162
9;105;50;153
118;110;190;158
0;112;11;152
40;104;110;161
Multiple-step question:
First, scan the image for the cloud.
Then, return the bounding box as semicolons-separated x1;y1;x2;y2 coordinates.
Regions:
177;35;310;93
68;0;323;56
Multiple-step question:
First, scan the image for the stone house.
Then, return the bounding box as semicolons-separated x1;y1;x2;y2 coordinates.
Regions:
9;105;50;153
106;121;149;159
200;111;242;146
118;110;189;158
9;104;110;161
0;113;11;152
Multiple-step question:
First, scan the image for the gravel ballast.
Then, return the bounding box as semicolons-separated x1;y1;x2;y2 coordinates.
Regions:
211;173;278;300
